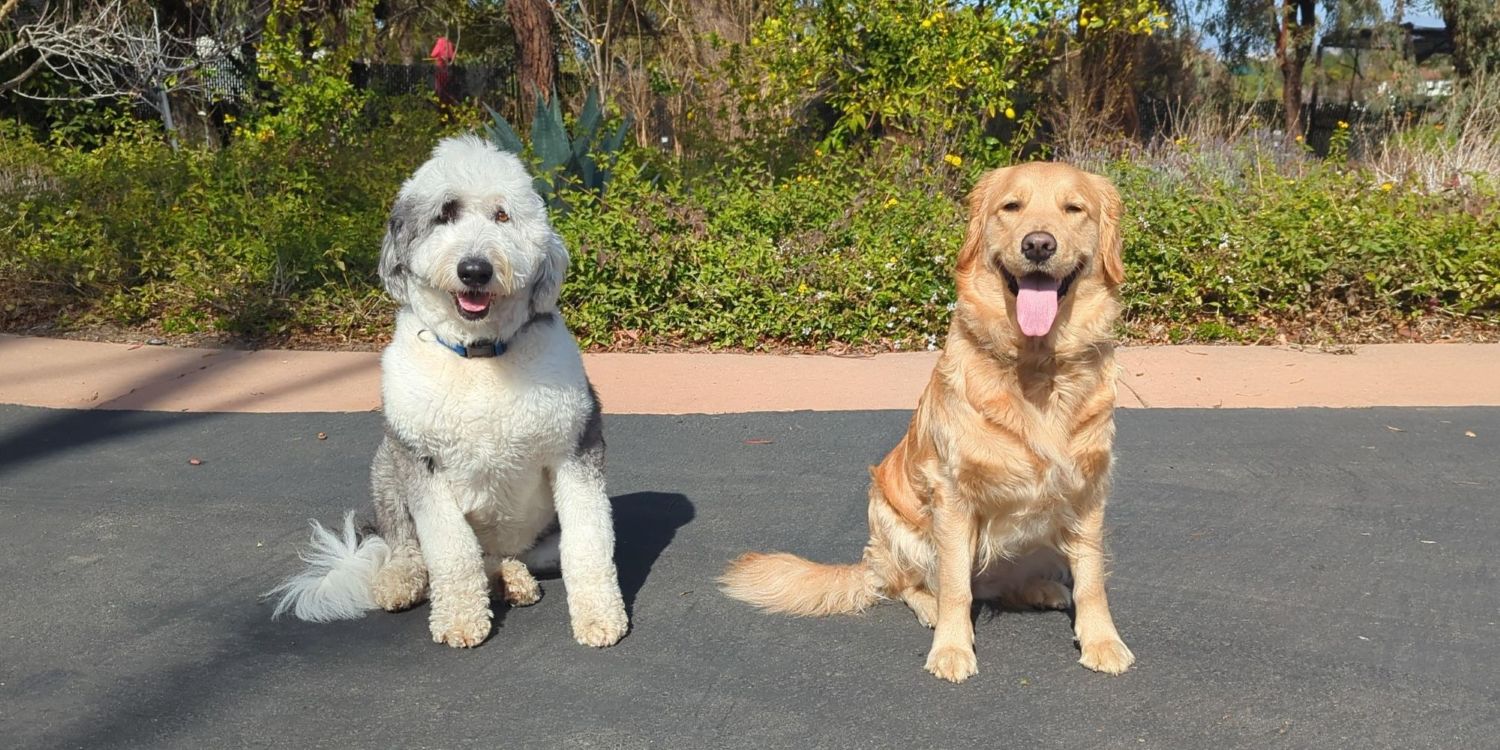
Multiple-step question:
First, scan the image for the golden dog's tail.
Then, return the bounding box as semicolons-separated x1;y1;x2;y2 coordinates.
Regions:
719;552;878;616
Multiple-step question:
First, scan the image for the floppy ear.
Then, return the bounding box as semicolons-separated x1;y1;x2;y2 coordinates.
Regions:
956;168;1008;273
379;197;419;304
528;228;570;314
1092;174;1125;286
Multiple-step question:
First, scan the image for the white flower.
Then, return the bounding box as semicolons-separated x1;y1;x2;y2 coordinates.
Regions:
801;327;812;336
886;321;895;329
893;340;904;350
933;255;945;264
887;305;898;313
945;302;956;312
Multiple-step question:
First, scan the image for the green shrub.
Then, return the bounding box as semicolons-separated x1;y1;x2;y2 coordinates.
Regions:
2;116;1496;349
0;98;474;337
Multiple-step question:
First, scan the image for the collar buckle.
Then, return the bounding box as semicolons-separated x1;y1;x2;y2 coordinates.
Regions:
461;340;503;358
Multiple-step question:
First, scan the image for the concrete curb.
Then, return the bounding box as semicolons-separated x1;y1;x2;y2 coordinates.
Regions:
2;334;1496;414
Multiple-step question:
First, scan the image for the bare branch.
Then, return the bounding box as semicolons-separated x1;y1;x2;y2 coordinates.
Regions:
11;0;243;110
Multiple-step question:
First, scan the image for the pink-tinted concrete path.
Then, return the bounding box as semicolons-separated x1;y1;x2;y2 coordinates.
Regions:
1;333;1496;414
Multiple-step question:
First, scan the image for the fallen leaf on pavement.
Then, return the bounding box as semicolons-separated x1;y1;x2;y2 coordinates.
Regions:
188;457;203;466
744;438;774;445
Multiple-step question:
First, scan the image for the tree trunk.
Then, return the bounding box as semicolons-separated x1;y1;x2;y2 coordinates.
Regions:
1437;0;1500;79
1275;0;1316;141
507;0;558;120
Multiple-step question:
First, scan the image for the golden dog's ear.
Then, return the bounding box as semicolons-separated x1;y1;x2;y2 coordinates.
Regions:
1092;174;1125;286
957;168;1009;273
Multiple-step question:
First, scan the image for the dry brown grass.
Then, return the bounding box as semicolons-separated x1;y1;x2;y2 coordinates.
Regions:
1368;74;1500;193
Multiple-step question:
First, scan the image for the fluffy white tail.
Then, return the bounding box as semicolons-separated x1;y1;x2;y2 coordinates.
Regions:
266;511;391;622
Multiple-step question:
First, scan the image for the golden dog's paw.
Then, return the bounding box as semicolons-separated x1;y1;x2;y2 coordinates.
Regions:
497;559;542;607
571;604;628;648
901;589;938;629
924;645;978;684
372;561;428;612
1079;638;1135;674
429;606;492;648
1015;580;1072;611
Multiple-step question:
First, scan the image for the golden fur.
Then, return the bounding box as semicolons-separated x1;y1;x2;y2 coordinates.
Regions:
721;162;1134;683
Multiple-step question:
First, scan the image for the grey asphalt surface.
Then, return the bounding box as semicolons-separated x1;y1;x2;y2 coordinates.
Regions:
0;403;1496;749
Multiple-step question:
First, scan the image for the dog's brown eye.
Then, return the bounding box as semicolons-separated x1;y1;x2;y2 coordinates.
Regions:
493;207;510;223
1066;204;1085;214
1002;200;1022;212
437;200;460;224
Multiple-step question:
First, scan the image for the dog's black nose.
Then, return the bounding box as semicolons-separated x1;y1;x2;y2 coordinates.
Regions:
457;257;493;288
1020;232;1057;263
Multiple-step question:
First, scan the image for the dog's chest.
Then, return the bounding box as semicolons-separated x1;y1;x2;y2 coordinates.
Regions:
383;345;587;479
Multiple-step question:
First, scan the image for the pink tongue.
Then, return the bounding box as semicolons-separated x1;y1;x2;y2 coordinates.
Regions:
458;293;489;313
1015;274;1060;337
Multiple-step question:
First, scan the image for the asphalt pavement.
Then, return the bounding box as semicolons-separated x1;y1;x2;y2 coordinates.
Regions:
1;404;1496;749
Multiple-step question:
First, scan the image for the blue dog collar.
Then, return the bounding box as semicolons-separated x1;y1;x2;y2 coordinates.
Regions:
432;335;507;359
424;312;553;359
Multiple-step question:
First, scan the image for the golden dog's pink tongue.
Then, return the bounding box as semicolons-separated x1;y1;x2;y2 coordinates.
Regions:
1016;274;1060;337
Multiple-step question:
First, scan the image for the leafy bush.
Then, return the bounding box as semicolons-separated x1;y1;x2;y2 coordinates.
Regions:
741;0;1069;153
2;115;1496;349
0;98;477;337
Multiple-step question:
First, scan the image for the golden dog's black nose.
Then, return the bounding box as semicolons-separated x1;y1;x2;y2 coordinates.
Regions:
1021;232;1056;263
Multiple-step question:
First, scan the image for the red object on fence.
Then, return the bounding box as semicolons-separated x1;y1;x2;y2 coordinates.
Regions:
431;36;457;105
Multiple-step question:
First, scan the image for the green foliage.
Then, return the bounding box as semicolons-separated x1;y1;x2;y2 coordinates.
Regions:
243;0;377;154
554;151;963;349
0;97;472;337
3;113;1496;348
484;90;632;209
741;0;1068;152
1112;151;1499;342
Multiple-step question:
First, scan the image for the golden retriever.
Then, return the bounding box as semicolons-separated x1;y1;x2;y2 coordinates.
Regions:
720;162;1133;683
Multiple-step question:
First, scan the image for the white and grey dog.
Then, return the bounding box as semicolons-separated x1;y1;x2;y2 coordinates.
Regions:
268;136;628;649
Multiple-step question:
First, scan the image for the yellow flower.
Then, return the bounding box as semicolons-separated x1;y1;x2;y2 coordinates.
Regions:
883;196;899;208
1337;120;1349;130
1294;135;1304;143
1380;182;1393;192
1004;107;1016;120
797;282;810;295
921;18;933;28
943;153;962;167
222;114;236;123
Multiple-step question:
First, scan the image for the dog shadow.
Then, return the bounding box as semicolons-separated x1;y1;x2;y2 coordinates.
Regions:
612;491;695;614
525;491;695;617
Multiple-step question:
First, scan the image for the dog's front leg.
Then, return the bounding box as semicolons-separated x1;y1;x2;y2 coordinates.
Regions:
925;488;979;683
551;454;628;647
410;483;492;648
1063;496;1134;674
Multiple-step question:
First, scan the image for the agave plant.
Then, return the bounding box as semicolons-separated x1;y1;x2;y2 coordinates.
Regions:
485;89;631;209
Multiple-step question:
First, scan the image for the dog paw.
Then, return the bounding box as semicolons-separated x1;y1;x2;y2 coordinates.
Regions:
924;645;978;684
429;606;492;648
1079;638;1135;674
901;589;937;629
1015;580;1072;610
497;558;541;607
372;560;428;612
571;604;628;648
